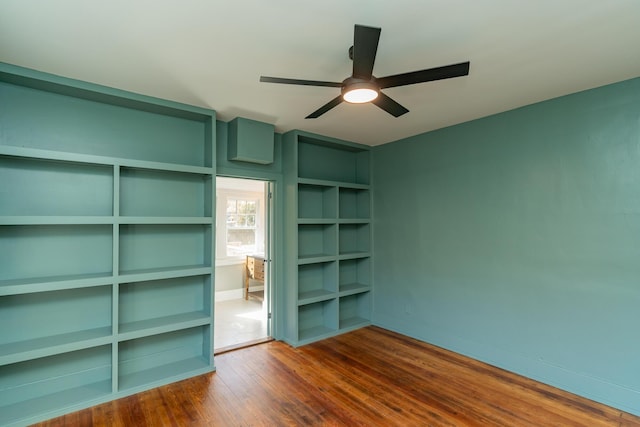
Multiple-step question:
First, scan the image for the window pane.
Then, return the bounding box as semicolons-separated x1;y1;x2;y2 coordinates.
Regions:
219;196;261;258
227;228;256;256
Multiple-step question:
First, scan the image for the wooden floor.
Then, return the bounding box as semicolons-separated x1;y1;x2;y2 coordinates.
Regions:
35;326;640;426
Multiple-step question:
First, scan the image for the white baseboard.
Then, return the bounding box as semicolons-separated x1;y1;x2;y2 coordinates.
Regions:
215;286;264;302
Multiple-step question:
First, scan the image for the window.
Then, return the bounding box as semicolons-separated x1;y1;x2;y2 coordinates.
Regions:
225;198;258;257
215;179;266;264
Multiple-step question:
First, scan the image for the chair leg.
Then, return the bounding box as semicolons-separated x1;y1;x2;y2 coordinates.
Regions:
245;263;250;300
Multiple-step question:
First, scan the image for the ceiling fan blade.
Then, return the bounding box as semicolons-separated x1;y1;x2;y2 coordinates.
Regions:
376;61;470;89
371;92;409;117
260;76;342;88
352;25;381;80
306;95;344;119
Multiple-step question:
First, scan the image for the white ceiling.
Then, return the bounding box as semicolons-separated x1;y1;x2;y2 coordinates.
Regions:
1;1;639;146
217;176;264;193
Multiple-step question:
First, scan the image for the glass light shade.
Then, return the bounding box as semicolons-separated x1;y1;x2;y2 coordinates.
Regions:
343;87;378;103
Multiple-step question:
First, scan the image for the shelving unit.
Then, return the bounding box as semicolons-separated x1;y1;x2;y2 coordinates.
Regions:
298;183;337;220
298;223;337;260
339;293;371;330
298;261;337;304
117;325;211;391
0;345;113;424
298;299;338;342
0;63;216;426
339;257;371;294
283;130;372;346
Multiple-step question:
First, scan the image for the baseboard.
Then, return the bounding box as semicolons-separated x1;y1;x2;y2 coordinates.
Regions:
215;286;264;302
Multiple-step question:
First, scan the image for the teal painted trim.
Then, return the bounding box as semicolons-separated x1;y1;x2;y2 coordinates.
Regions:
0;217;115;225
0;62;215;121
204;114;216;369
298;177;369;190
282;131;300;343
286;321;373;348
215;166;282;182
372;76;640;416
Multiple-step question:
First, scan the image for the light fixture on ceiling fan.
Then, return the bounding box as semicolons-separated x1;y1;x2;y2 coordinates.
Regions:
341;78;379;103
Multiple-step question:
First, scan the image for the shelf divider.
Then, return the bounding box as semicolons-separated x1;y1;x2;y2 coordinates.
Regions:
0;327;113;366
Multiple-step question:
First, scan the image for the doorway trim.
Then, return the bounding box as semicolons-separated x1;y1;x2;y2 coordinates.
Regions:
215;166;284;344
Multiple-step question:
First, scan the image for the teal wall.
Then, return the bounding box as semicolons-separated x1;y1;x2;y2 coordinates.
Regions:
372;77;640;415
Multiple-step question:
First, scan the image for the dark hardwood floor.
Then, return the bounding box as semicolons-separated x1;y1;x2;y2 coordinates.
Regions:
34;326;640;426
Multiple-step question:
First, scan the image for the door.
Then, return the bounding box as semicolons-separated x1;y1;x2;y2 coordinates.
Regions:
213;176;272;353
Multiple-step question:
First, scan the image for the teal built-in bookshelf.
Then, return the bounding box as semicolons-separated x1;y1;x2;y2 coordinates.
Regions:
0;63;216;426
283;130;372;346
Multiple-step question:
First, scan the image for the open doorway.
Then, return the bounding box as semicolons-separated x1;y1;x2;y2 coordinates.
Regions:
214;177;272;353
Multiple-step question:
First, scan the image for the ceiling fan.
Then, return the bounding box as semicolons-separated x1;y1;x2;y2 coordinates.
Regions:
260;24;470;119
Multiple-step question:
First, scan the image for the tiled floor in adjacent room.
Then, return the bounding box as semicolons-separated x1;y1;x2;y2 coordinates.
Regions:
214;294;269;352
